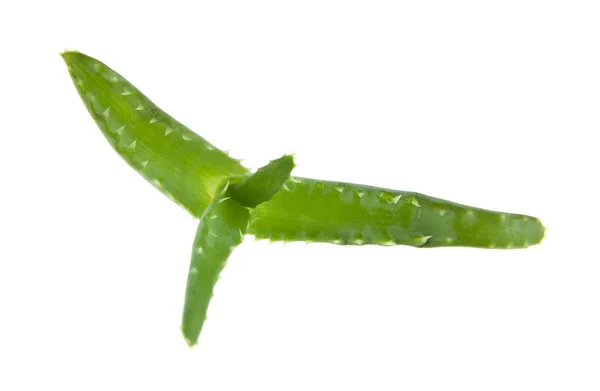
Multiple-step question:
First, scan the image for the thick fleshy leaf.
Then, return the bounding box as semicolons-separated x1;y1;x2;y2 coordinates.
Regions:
182;156;295;345
181;182;249;346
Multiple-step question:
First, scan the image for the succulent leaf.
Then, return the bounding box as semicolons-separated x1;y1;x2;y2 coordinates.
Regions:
182;182;249;346
61;51;247;216
182;155;296;345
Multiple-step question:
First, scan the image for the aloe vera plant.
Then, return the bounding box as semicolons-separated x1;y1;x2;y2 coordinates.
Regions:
62;50;545;345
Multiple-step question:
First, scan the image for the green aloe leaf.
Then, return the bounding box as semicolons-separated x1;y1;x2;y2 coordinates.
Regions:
61;51;247;217
182;156;295;346
250;179;545;248
230;155;295;208
182;182;249;346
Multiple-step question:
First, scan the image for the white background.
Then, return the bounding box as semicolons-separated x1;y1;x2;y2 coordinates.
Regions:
1;1;599;390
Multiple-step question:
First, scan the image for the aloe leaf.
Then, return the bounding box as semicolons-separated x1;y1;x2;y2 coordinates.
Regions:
230;155;295;207
181;181;249;346
249;178;545;249
182;156;295;345
61;51;247;216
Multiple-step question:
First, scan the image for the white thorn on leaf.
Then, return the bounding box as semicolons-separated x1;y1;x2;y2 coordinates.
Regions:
390;194;402;204
416;235;432;245
221;181;230;193
165;192;177;202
